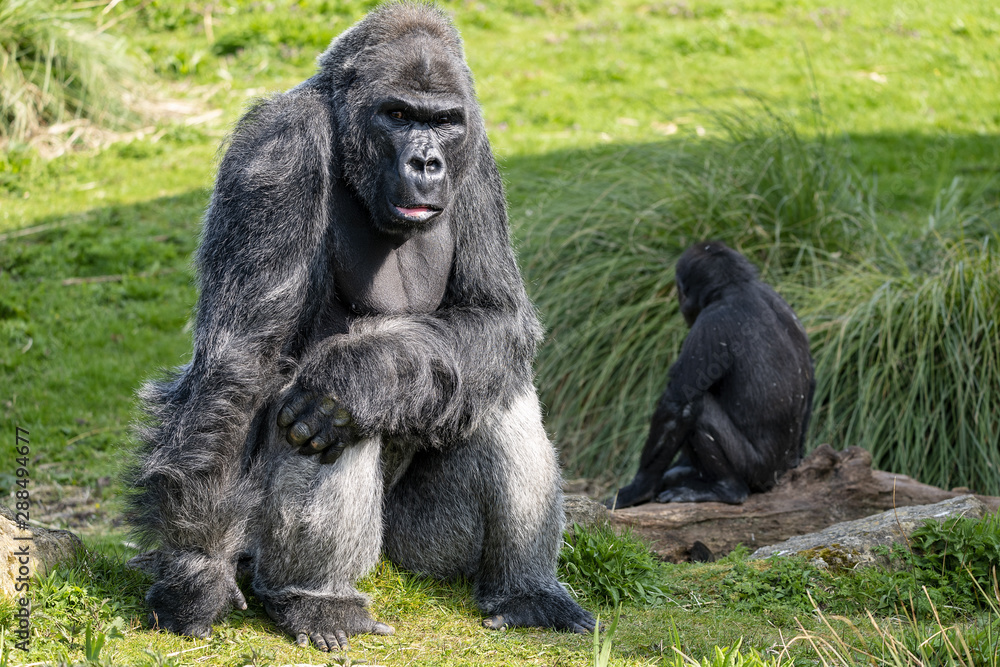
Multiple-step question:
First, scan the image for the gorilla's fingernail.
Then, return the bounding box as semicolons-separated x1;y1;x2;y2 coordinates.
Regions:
289;422;312;444
332;408;351;426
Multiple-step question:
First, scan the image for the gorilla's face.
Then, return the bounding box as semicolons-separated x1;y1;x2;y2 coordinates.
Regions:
344;32;475;239
370;94;467;235
676;276;698;328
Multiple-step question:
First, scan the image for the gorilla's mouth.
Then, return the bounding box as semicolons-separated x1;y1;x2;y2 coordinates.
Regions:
393;204;442;223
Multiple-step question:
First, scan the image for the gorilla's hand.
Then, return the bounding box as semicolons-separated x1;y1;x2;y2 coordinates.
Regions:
278;391;358;464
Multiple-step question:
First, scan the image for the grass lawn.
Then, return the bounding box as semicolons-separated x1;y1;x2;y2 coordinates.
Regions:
1;0;999;664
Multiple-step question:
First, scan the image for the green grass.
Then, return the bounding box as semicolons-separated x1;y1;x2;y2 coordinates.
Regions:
0;0;144;144
2;0;1000;664
3;519;999;665
804;238;1000;494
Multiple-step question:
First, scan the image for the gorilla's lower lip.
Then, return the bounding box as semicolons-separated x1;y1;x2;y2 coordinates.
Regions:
393;205;442;222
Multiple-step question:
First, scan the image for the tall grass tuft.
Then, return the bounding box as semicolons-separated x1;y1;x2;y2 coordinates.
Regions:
804;238;1000;495
523;108;1000;494
523;112;873;481
0;0;140;143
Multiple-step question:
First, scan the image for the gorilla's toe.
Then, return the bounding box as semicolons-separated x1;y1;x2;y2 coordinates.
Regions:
482;584;596;633
265;594;393;652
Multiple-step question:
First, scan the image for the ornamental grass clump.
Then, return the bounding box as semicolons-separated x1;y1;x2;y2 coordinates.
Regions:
805;239;1000;495
0;0;140;143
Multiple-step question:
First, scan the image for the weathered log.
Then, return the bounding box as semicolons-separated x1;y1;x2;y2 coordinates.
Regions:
608;444;1000;562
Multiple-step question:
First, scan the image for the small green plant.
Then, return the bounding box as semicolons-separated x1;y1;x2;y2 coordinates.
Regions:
831;513;1000;619
83;621;105;664
720;551;831;621
559;523;666;606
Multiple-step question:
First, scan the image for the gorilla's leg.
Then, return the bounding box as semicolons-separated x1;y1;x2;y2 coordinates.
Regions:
659;453;698;487
250;417;393;651
655;395;763;504
383;390;595;634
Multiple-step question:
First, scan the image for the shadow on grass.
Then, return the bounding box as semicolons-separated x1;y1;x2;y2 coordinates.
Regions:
1;129;998;495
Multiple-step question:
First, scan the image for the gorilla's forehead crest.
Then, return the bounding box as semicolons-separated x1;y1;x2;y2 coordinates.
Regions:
319;2;471;96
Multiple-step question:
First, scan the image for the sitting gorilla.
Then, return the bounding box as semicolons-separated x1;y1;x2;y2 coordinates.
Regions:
127;3;594;650
608;241;814;508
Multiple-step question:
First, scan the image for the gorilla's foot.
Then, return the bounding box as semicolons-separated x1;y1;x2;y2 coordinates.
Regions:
655;477;749;504
144;553;247;638
263;594;394;651
481;583;596;634
605;474;656;510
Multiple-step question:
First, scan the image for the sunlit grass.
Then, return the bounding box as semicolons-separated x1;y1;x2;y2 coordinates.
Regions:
0;0;143;144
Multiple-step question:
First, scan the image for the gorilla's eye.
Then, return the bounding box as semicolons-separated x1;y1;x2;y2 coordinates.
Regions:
435;115;452;126
388;110;405;120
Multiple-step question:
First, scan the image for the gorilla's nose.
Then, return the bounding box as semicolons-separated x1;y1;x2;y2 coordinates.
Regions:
401;145;446;195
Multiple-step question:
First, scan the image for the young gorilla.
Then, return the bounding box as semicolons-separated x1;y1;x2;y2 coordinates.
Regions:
127;3;594;650
608;241;814;508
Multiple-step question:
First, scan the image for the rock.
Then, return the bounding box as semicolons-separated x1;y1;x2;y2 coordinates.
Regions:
1;504;84;599
564;493;611;530
608;445;1000;562
750;495;990;566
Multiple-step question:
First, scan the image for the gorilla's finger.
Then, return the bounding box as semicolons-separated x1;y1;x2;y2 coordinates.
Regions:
288;420;316;447
313;631;332;651
334;629;349;649
229;582;247;610
655;489;676;503
305;433;329;453
307;420;350;455
331;407;351;427
319;441;347;465
296;632;308;648
315;395;339;416
278;391;313;427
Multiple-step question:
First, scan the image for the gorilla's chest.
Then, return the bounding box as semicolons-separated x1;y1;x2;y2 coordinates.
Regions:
332;217;454;316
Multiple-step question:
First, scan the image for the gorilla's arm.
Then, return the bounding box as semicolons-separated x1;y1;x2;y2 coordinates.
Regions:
288;147;541;448
127;91;334;637
130;91;332;548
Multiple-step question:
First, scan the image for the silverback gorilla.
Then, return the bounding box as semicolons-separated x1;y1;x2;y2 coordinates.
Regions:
127;3;594;649
608;241;814;508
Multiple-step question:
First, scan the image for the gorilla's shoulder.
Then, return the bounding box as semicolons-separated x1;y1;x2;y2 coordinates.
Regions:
222;89;334;169
232;89;333;146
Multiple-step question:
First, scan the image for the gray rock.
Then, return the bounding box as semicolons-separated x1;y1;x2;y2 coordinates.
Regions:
750;494;989;567
2;504;84;599
564;493;611;530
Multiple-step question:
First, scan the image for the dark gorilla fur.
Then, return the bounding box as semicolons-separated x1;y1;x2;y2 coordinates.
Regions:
608;241;815;508
127;2;594;649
